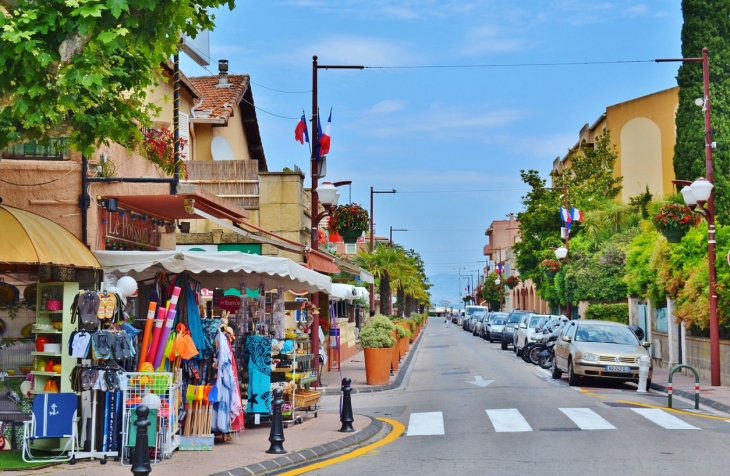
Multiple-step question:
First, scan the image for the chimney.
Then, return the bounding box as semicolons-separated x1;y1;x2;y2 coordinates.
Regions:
218;59;229;85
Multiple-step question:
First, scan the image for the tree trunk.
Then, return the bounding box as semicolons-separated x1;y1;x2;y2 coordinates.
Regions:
397;286;405;317
379;271;390;315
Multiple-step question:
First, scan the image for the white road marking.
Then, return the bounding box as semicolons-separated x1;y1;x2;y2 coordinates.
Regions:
560;408;616;430
486;409;533;432
467;376;494;388
539;369;551;376
630;408;700;430
406;412;445;436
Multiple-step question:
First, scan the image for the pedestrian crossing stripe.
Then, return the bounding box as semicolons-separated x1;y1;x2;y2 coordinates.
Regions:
406;411;445;436
630;408;700;430
559;408;616;430
486;409;532;432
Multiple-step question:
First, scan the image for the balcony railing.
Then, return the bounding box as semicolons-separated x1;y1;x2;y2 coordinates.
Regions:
2;137;70;160
182;160;259;208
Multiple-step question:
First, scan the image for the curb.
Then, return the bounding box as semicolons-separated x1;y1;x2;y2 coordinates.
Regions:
317;324;426;396
649;382;730;414
208;415;384;476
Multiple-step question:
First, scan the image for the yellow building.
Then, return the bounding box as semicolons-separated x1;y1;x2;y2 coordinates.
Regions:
552;87;679;202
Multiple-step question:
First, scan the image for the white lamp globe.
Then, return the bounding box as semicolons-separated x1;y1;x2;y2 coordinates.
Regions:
316;182;339;207
117;276;138;298
555;246;568;260
494;278;501;285
691;177;713;203
680;186;697;206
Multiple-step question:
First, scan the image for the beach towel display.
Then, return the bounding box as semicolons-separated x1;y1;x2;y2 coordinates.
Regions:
245;335;272;417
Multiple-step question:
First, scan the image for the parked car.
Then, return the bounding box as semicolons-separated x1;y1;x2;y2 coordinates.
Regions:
483;312;508;340
552;320;653;387
488;316;506;343
501;310;531;351
464;305;488;331
472;311;488;336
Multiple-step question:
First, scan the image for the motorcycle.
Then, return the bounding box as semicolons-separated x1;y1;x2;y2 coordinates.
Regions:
538;323;565;369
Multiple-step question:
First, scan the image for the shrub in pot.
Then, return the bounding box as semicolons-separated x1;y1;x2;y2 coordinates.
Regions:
360;315;396;385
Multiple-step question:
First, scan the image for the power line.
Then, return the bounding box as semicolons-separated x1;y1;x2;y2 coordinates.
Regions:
249;81;310;94
396;188;528;194
365;59;655;70
239;96;300;120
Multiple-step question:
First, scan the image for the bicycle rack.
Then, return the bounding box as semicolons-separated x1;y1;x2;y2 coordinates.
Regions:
667;364;700;410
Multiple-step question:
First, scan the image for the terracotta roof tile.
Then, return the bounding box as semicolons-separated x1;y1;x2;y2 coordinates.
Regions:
188;74;250;123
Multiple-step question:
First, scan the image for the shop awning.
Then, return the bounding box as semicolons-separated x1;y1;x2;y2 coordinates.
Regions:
306;250;341;275
330;283;369;302
94;250;331;294
0;204;100;268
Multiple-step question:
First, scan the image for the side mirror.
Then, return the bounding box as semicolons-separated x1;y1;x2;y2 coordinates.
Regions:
642;341;651;348
520;323;527;329
561;335;571;343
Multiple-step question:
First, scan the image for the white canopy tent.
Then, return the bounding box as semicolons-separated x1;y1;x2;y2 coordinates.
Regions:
94;250;332;294
330;283;369;303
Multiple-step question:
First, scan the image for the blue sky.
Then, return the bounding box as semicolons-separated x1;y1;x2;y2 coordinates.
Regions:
180;1;684;307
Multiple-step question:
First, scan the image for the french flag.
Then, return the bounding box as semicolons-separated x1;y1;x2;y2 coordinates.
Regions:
571;207;583;222
294;114;309;144
560;207;572;230
318;110;332;158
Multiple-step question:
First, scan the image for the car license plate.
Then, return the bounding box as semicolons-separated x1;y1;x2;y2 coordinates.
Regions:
605;365;630;372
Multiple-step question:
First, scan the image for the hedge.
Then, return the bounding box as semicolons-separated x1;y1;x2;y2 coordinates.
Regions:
584;303;629;324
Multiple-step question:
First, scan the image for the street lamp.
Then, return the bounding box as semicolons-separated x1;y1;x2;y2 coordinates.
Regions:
658;48;720;386
369;187;396;309
494;274;503;312
389;226;408;246
310;56;363;386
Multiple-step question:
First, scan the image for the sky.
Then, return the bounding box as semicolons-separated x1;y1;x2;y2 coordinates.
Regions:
180;0;685;308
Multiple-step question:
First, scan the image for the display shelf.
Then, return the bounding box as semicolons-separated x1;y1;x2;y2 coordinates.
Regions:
294;354;313;362
297;376;316;385
30;351;62;358
30;371;60;377
36;310;64;316
31;328;63;335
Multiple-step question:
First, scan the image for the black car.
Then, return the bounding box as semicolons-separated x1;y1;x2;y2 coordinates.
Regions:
501;310;532;351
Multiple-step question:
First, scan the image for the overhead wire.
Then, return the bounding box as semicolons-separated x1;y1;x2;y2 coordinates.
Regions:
364;59;656;69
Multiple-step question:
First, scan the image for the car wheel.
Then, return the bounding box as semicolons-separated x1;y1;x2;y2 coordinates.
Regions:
551;357;562;379
529;346;542;365
501;341;507;350
568;358;579;386
513;344;517;353
516;345;522;357
489;337;494;343
522;345;532;362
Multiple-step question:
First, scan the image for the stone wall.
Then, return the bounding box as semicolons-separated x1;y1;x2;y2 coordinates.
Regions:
681;336;730;384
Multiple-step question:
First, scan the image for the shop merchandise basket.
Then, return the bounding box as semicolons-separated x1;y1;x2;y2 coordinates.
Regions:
121;372;179;466
272;366;293;373
290;388;320;409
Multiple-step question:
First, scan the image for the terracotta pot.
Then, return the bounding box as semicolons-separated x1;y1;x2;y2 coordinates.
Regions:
391;332;399;371
399;337;407;358
364;347;392;385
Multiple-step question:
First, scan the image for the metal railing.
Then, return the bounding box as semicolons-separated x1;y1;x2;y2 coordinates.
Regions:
2;137;70;160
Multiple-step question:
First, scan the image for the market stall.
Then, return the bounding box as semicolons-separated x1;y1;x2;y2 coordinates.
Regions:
94;250;331;449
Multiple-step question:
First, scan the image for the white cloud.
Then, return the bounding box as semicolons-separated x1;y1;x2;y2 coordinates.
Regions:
367;99;406;115
288;35;419;67
625;4;649;18
460;24;534;56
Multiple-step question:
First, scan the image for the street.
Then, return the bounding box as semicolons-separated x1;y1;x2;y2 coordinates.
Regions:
304;317;730;476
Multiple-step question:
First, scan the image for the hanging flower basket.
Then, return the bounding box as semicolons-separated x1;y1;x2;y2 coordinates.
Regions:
661;228;686;243
652;203;700;244
328;203;369;242
505;275;520;289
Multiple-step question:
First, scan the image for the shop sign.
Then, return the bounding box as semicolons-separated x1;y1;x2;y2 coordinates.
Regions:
216;296;241;312
104;207;162;250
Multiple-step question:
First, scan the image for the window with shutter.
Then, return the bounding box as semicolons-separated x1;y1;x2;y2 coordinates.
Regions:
179;112;190;160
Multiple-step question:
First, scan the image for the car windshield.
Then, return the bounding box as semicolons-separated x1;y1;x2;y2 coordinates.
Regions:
476;314;485;322
528;316;543;327
507;314;523;324
491;312;508;321
574;325;640;345
493;318;505;325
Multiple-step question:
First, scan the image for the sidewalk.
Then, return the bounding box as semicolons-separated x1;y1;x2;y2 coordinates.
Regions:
649;366;730;413
17;327;427;475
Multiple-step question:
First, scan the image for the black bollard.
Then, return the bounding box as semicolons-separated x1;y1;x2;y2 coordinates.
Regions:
266;388;286;454
339;377;355;432
131;405;152;476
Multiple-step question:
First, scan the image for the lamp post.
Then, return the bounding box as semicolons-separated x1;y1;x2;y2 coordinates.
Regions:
453;267;464;310
545;184;572;318
310;56;363;385
494;274;503;312
658;48;719;386
389;226;408;246
369;187;396;309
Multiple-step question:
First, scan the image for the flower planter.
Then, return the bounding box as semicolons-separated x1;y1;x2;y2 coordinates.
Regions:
399;337;407;359
391;331;399;370
340;229;363;244
662;229;686;243
364;347;392;385
546;271;557;279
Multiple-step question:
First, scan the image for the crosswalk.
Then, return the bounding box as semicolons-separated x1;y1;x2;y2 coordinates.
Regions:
406;407;715;436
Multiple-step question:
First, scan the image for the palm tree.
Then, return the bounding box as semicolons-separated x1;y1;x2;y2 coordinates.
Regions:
355;244;407;315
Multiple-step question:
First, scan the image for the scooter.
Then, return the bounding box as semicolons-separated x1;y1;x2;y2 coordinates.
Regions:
538;323;565;369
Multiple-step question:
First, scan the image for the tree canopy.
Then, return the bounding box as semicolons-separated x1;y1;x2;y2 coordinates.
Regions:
0;0;235;156
674;0;730;223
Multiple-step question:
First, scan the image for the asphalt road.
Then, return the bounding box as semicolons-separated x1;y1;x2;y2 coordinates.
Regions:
304;317;730;476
